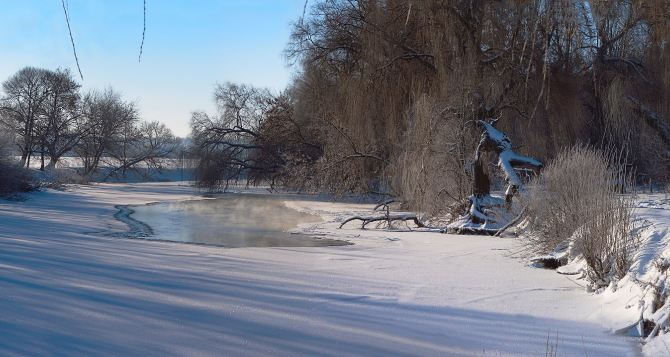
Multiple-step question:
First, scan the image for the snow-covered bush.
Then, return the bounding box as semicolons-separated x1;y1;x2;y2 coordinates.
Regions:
524;146;636;284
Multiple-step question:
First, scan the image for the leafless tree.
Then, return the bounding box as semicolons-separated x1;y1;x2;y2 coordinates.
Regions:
75;88;138;177
104;120;178;180
191;83;321;190
0;67;51;168
39;68;82;170
0;67;84;171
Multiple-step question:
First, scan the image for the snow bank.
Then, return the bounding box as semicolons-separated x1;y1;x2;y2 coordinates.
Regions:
584;194;670;356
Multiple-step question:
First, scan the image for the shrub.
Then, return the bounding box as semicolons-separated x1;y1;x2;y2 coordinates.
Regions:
524;146;636;284
0;133;37;197
39;167;89;189
578;190;635;282
0;160;37;197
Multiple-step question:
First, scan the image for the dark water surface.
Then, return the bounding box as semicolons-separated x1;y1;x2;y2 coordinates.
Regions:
129;194;350;247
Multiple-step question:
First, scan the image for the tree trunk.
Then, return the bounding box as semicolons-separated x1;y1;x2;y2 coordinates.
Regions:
447;119;542;234
40;143;45;171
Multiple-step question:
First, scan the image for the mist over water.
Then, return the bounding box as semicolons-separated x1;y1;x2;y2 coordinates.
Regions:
130;194;349;247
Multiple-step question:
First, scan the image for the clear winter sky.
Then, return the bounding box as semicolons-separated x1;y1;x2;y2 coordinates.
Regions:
0;0;307;137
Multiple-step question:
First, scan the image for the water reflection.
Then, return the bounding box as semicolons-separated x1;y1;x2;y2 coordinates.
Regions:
129;194;350;247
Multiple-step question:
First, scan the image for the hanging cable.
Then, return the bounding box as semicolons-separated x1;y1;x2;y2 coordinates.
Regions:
139;0;146;62
61;0;84;80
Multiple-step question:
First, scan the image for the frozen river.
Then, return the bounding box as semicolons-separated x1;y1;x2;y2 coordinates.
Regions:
0;183;640;356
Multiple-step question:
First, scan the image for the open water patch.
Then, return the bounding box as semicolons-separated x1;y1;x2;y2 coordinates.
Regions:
114;194;351;248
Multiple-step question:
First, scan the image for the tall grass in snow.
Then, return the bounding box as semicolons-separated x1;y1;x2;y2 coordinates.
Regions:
524;146;637;285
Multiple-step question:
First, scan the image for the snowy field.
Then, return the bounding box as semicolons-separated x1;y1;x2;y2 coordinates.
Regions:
0;183;647;356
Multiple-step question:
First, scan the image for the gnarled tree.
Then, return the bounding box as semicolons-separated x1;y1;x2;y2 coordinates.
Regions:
447;120;542;235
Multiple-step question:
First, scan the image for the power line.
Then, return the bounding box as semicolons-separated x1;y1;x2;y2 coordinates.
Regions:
139;0;146;62
60;0;83;81
301;0;308;25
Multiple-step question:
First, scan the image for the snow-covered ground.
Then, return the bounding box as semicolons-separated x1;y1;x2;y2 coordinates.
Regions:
0;183;643;356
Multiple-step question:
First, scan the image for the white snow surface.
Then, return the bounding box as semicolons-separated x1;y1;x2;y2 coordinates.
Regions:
0;183;640;356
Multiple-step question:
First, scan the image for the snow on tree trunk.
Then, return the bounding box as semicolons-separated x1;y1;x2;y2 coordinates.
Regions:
447;119;542;235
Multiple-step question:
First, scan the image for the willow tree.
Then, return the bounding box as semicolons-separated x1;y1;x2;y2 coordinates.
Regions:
287;0;670;215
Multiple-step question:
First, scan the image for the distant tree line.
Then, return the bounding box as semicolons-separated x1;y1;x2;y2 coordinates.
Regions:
193;0;670;215
0;67;178;181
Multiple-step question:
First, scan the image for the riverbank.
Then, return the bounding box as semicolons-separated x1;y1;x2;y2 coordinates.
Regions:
0;182;639;356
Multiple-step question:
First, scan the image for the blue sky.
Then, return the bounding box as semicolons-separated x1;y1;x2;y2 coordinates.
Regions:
0;0;306;136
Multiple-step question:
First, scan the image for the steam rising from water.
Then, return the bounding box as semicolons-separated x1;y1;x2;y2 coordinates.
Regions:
129;194;349;247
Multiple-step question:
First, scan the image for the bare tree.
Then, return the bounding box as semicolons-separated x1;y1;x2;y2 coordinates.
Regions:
1;65;179;184
191;83;321;190
191;83;271;189
75;88;138;177
0;67;51;168
40;68;82;170
104;120;178;180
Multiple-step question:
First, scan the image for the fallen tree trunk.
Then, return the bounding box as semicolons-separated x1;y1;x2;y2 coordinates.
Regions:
339;213;425;229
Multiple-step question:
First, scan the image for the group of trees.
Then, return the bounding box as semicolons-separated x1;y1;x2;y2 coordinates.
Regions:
193;0;670;217
0;67;178;180
186;0;670;294
190;82;321;190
